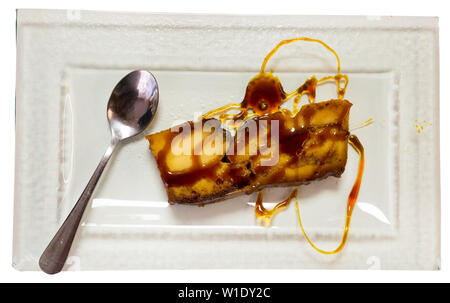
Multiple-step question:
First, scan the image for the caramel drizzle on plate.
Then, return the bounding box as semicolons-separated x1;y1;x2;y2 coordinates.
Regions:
213;37;362;254
202;37;349;123
164;37;365;254
294;134;364;254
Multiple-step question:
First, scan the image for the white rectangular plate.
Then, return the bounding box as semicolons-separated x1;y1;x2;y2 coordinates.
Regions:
14;10;440;270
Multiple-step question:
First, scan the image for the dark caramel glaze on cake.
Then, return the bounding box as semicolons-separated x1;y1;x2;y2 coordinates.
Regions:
146;99;352;205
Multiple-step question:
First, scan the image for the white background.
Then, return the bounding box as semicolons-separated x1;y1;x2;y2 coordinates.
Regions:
0;0;448;282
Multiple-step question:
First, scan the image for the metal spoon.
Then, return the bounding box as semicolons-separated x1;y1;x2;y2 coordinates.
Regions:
39;70;159;274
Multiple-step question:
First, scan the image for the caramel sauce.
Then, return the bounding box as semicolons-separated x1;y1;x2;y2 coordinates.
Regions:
202;37;347;122
243;38;361;254
155;120;227;187
152;37;366;255
253;134;364;254
241;73;286;115
295;134;364;254
156;110;348;189
279;130;310;157
255;189;298;226
350;118;373;131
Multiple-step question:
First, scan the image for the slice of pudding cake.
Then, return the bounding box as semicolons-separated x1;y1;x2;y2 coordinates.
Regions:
146;99;352;204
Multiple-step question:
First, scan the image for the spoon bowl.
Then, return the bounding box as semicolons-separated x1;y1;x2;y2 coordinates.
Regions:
108;70;159;140
39;70;159;274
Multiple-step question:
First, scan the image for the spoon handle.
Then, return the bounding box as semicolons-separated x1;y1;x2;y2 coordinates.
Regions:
39;140;118;274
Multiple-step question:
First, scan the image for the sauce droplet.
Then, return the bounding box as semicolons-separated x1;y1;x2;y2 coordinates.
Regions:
255;189;298;226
